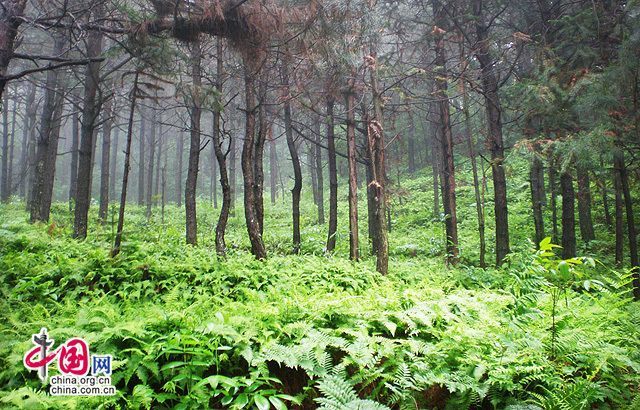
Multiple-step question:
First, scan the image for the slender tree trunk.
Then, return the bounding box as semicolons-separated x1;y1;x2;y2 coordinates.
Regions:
345;84;359;261
185;41;202;245
614;165;624;265
473;0;510;265
460;50;486;266
560;169;576;259
109;126;119;201
0;0;28;102
112;73;139;257
307;140;319;211
613;147;639;298
73;8;104;239
19;83;35;198
548;152;559;243
137;110;146;205
530;152;546;247
599;155;612;228
315;121;325;224
242;60;266;259
1;89;9;201
432;4;458;264
30;34;66;223
283;59;302;254
269;128;277;205
68;94;80;209
431;121;440;218
7;92;16;194
255;79;268;236
367;51;389;275
407;112;416;174
576;163;595;243
145;108;156;220
99;96;114;222
211;123;218;209
326;95;338;252
176;130;183;206
154;115;162;207
229;129;236;216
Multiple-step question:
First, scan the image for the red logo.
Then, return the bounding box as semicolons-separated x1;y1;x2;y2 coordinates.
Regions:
23;328;90;382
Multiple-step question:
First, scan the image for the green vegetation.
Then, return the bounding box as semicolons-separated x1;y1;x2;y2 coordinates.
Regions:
1;164;639;409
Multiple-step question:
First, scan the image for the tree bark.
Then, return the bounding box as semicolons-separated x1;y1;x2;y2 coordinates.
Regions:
345;84;359;261
68;93;80;209
145;108;156;220
73;7;104;239
269;127;277;205
282;59;302;254
315;120;325;224
530;152;546;247
176;130;183;206
367;51;389;275
137;110;146;205
99;96;114;222
112;73;139;258
30;34;66;223
1;89;9;201
613;148;639;298
0;0;28;102
109;126;119;201
576;163;595;243
185;41;202;245
242;59;266;259
473;0;510;265
614;165;624;265
326;95;338;252
432;2;458;264
560;169;576;259
19;83;35;198
548;152;559;243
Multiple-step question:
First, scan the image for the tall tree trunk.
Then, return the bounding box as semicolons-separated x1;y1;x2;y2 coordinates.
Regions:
345;84;359;261
1;89;9;201
614;166;624;265
326;95;338;252
431;121;440;218
530;152;546;247
432;2;458;264
73;8;104;239
109;126;119;201
314;120;325;224
599;155;612;228
154;115;162;207
185;41;202;245
576;163;595;242
145;108;156;220
229;129;236;216
137;110;146;205
255;79;268;236
7;90;16;195
548;151;559;243
99;96;114;222
68;93;80;209
30;34;66;223
367;51;389;275
460;48;486;266
112;73;139;257
613;147;639;298
560;169;576;259
269;128;277;205
407;112;416;174
176;130;183;206
307;140;319;211
283;59;302;254
242;59;266;259
473;0;510;265
19;83;35;198
211;123;218;209
0;0;28;102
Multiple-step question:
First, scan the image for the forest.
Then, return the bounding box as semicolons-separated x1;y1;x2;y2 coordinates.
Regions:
0;0;639;408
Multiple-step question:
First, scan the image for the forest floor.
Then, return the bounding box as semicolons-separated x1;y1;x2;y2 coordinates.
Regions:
1;163;639;409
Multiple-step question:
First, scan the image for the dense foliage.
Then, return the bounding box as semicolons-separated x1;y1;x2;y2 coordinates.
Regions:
2;164;639;409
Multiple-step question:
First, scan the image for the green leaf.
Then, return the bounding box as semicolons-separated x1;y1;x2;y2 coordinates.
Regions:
254;395;271;410
269;396;287;410
234;393;249;409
